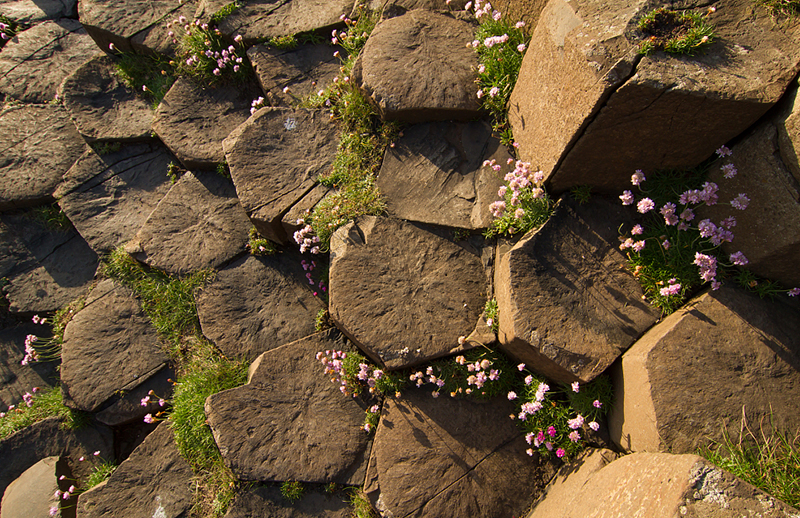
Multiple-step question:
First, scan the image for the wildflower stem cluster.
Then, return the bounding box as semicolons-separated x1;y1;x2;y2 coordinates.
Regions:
485;158;552;237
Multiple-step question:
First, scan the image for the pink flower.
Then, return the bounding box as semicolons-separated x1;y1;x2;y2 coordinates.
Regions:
571;381;580;393
514;208;525;219
234;34;243;43
517;43;526;52
716;145;732;157
489;86;500;97
507;391;517;400
517;363;526;371
662;239;670;250
620;190;634;205
632;240;646;252
567;415;584;429
526;448;534;456
593;399;603;408
721;163;737;178
547;425;556;437
789;288;800;297
729;251;748;266
637;198;654;213
730;193;749;210
143;414;154;424
659;283;681;296
476;89;484;99
109;43;117;51
631;224;643;235
556;448;566;458
631;170;646;186
515;21;526;28
680;208;695;221
568;430;581;442
49;506;59;516
589;421;600;431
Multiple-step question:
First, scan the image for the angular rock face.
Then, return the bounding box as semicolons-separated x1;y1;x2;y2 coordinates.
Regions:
509;0;800;194
153;77;260;170
0;19;99;103
0;0;78;24
527;450;800;518
60;279;168;412
0;456;63;518
0;324;59;409
196;254;325;362
354;10;480;122
95;365;174;427
496;197;659;384
0;212;98;313
609;286;800;454
77;422;194;518
128;171;251;275
0;417;113;497
0;105;87;211
248;43;343;106
329;216;487;370
223;486;352;518
56;144;174;255
205;331;371;484
365;390;558;518
78;0;187;54
215;0;352;43
377;121;508;229
59;55;154;142
223;108;339;243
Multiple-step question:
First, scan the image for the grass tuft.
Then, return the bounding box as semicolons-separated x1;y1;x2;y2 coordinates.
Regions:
280;480;305;503
348;487;378;518
85;461;118;490
637;8;714;56
0;386;88;440
114;52;177;109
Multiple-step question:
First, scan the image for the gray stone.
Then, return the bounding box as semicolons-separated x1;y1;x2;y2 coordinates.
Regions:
153;77;261;170
59;55;154;142
364;390;557;518
357;0;469;17
223;486;352;518
528;451;800;518
77;422;194;518
196;253;325;362
56;144;174;255
0;19;100;103
248;43;343;106
609;286;800;454
0;417;113;497
377;121;508;229
215;0;352;44
0;211;98;314
127;171;251;275
0;324;59;410
206;330;371;484
223;108;339;243
0;0;77;24
353;10;480;122
95;365;175;427
496;197;659;384
0;105;87;211
60;279;167;412
509;0;800;194
0;456;62;518
329;216;487;370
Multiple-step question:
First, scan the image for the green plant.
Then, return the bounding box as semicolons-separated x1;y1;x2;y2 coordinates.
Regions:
0;15;22;49
348;488;378;518
757;0;800;16
85;461;117;489
91;141;123;156
209;1;243;24
31;204;72;232
570;185;592;205
0;386;88;440
247;227;277;256
314;309;332;332
170;15;251;82
167;161;184;183
637;8;714;56
483;299;498;333
264;34;298;49
484;159;553;237
216;161;231;179
699;414;800;508
114;52;177;109
280;480;305;503
733;269;793;299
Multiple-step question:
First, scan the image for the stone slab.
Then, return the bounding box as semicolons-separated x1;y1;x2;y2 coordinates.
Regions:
223;486;351;518
59;54;154;142
0;19;99;103
377;121;508;229
0;104;87;211
0;0;77;24
196;253;325;362
223;108;339;243
95;365;175;427
0;456;62;518
609;286;800;453
60;279;167;412
496;197;659;383
206;330;371;484
329;216;487;370
128;171;251;275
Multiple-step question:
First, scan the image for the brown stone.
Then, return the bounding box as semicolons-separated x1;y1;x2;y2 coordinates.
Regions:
496;197;659;383
0;456;62;518
223;485;352;518
329;216;488;370
608;286;800;453
0;0;77;24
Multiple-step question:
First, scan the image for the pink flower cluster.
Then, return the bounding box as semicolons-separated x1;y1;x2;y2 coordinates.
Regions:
21;334;38;365
140;389;167;408
659;278;682;296
293;220;321;254
168;16;245;76
250;96;265;115
301;259;326;296
488;159;545;219
0;21;11;41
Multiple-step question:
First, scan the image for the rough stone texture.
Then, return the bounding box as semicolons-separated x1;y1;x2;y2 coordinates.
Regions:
196;253;325;362
0;456;62;518
223;108;339;243
78;0;188;55
127;171;251;275
280;183;331;238
60;279;168;412
0;324;59;410
0;19;99;103
509;0;800;194
59;55;155;142
496;197;659;384
0;417;113;497
777;80;800;186
354;10;480;122
357;0;468;17
528;451;800;518
0;212;98;314
77;422;194;518
223;486;351;518
206;330;371;484
56;144;174;255
377;121;508;229
329;216;487;370
153;77;261;170
0;105;87;211
95;365;175;427
364;390;558;518
609;286;800;454
248;43;343;107
0;0;77;24
698;89;800;288
215;0;352;44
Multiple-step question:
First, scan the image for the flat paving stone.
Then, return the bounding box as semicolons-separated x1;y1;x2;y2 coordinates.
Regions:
223;486;352;518
0;0;77;24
